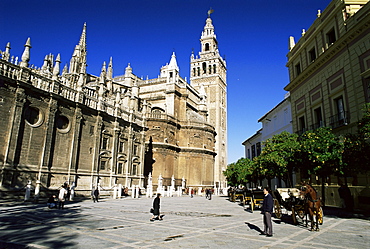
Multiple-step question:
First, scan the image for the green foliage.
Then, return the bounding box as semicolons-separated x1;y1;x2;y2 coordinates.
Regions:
254;131;300;187
358;103;370;139
299;127;343;177
224;157;256;186
227;110;370;188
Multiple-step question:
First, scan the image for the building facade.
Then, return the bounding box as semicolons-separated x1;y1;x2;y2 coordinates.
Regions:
284;0;370;207
257;94;293;143
0;25;147;192
0;14;227;195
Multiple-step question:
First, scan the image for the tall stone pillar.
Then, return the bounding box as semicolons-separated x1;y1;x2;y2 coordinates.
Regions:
1;87;26;186
38;98;58;186
68;107;83;184
91;115;103;186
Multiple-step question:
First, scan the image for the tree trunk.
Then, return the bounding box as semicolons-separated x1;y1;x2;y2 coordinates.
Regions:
321;175;326;206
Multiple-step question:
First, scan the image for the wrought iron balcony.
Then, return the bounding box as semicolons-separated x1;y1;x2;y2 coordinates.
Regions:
329;111;349;129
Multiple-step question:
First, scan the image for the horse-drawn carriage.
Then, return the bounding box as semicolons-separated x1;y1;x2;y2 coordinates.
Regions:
242;189;265;212
273;184;323;231
228;188;264;212
229;188;244;203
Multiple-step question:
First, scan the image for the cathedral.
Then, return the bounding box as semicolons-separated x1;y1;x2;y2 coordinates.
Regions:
0;13;227;195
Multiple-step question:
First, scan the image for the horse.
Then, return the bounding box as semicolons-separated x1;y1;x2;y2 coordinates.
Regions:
300;183;322;231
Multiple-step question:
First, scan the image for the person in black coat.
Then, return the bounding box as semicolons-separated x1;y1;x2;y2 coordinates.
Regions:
261;187;273;237
150;193;162;221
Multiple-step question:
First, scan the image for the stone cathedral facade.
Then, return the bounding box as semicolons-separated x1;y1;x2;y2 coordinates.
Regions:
0;14;227;194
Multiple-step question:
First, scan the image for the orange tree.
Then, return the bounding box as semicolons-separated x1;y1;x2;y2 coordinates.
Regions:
299;127;344;204
224;162;239;186
224;157;257;187
342;103;370;182
254;131;300;188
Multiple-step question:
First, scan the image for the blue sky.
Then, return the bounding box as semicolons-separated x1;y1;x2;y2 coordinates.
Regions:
1;0;332;164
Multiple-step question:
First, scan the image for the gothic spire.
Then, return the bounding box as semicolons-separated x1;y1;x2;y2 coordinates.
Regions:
107;57;113;80
168;52;179;71
52;54;61;80
20;37;31;67
69;23;87;74
2;42;11;61
99;61;106;84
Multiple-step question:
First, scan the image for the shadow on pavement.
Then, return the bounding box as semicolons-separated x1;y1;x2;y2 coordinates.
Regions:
0;198;91;248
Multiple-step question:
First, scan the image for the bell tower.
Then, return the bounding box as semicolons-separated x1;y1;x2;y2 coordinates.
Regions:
190;9;227;189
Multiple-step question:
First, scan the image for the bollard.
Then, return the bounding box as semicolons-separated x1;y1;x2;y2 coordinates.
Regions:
69;182;75;201
118;184;122;198
113;185;117;199
24;180;31;201
131;186;135;198
135;186;139;198
34;180;40;202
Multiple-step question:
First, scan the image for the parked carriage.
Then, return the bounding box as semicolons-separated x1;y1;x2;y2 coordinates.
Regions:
274;187;323;228
242;189;265;212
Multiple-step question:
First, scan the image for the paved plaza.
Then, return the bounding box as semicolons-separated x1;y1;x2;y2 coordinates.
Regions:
1;195;369;249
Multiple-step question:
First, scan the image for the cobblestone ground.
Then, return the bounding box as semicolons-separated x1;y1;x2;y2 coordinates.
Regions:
1;195;369;248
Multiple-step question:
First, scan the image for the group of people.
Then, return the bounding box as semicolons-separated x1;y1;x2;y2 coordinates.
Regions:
46;182;69;209
46;183;274;237
47;183;101;209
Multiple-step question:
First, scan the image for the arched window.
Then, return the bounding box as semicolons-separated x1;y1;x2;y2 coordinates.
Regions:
213;64;217;74
202;62;207;74
205;43;210;51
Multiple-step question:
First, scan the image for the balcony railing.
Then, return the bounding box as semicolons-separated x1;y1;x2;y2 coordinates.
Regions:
309;121;325;131
329;111;349;129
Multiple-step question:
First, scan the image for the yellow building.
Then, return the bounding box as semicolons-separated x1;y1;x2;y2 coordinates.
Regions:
284;0;370;208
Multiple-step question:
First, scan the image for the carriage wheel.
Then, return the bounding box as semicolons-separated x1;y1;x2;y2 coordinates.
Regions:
291;207;298;225
318;207;323;225
274;199;282;219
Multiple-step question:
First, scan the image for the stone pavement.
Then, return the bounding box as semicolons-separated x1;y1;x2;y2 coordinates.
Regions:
0;195;369;249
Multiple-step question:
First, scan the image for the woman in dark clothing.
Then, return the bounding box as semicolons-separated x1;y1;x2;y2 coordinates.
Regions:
150;193;162;221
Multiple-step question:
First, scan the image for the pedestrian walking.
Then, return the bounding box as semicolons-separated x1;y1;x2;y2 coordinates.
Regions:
205;189;209;199
150;193;163;221
58;183;68;209
260;187;273;237
92;186;99;202
209;188;212;200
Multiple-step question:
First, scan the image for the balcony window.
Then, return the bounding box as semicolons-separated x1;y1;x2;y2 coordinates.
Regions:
309;47;316;62
298;116;306;135
117;162;123;174
329;96;349;128
102;137;108;150
313;107;323;129
100;160;106;170
295;63;301;76
326;28;336;47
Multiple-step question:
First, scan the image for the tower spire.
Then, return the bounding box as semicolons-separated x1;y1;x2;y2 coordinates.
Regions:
20;37;31;67
69;23;87;74
168;52;179;71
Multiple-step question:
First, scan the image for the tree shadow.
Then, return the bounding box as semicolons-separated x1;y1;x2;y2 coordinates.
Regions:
0;200;88;248
322;206;370;221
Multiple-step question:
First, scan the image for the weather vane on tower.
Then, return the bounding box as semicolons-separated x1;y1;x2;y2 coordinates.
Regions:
208;8;214;17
